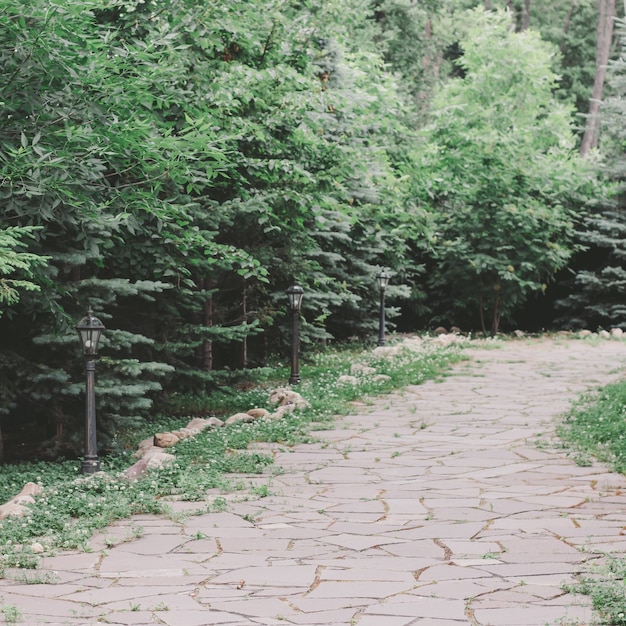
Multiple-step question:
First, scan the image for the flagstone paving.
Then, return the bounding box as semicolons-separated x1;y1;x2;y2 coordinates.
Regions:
1;337;626;625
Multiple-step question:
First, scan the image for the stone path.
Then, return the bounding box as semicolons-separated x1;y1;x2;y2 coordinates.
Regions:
2;337;626;626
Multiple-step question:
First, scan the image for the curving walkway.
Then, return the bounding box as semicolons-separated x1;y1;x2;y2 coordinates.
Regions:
2;337;626;625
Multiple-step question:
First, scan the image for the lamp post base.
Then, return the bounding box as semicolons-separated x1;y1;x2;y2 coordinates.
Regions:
81;457;101;474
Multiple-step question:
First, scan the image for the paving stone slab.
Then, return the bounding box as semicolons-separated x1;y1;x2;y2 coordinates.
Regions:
470;604;593;626
320;533;407;551
208;564;318;587
305;580;415;599
63;585;192;606
157;609;242;625
353;616;417;626
0;595;101;620
367;597;468;620
196;596;301;619
103;592;202;613
102;612;165;626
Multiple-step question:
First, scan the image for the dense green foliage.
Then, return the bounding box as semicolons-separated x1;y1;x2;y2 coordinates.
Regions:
0;0;419;456
0;0;622;459
512;0;603;120
556;16;626;331
0;226;47;310
411;9;601;334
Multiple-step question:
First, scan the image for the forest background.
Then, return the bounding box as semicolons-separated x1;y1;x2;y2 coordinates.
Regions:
1;0;625;462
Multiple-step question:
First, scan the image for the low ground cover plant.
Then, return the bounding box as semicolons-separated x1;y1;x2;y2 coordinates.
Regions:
0;337;462;576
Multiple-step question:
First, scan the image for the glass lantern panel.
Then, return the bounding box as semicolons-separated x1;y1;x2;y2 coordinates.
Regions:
287;286;304;310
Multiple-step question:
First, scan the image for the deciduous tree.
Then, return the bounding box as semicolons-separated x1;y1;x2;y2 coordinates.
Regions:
412;9;602;334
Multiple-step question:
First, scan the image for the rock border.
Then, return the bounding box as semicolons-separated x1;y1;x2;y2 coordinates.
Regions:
123;387;311;479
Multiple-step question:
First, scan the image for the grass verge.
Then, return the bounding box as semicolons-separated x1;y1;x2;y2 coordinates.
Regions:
559;381;626;473
0;336;464;576
559;379;626;625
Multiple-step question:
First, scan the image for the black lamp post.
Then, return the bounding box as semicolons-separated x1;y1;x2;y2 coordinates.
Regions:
286;284;304;385
377;271;390;346
76;307;105;474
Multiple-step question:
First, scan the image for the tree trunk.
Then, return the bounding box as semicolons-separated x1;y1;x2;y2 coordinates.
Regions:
580;0;616;156
241;279;248;369
562;0;575;37
422;19;443;79
560;0;576;54
485;0;492;9
491;297;501;337
202;278;213;371
522;0;531;30
479;294;488;336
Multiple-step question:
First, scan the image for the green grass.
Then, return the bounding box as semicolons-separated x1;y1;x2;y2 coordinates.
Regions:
558;381;626;473
0;337;463;576
559;379;626;625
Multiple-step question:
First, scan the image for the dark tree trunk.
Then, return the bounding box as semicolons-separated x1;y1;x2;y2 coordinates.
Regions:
241;279;248;369
559;0;576;55
202;278;213;371
479;294;488;336
491;298;501;337
522;0;531;30
562;0;575;38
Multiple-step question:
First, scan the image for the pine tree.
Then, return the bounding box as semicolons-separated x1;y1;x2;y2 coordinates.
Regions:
0;0;254;455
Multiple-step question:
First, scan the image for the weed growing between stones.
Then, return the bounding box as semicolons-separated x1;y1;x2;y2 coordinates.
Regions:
9;570;59;585
0;338;461;574
0;602;22;624
565;557;626;625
